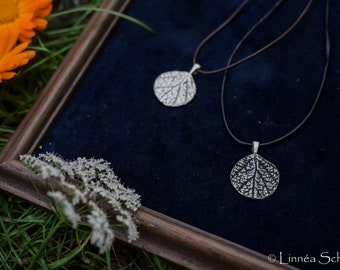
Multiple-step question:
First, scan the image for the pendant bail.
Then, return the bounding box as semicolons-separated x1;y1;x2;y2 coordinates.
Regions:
252;141;259;154
189;63;201;75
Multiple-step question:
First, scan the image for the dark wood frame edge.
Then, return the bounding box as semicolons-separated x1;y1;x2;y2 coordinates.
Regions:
0;1;298;269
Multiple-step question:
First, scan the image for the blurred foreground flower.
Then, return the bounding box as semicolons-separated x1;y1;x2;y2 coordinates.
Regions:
0;0;52;83
20;152;141;254
0;0;52;42
0;29;35;82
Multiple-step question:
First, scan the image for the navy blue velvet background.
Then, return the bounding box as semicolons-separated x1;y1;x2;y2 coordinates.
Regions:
40;1;339;268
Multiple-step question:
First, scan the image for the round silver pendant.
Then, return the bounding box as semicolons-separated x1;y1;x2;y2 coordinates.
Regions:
230;142;280;199
153;64;201;107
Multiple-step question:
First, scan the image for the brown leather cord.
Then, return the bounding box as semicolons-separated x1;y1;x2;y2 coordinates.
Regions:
193;0;313;75
221;0;330;146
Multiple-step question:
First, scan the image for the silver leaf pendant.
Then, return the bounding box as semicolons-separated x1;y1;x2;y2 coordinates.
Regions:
154;64;201;107
230;142;280;199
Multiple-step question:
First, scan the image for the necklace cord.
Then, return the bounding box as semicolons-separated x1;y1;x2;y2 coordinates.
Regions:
194;0;313;75
221;0;331;146
192;0;249;71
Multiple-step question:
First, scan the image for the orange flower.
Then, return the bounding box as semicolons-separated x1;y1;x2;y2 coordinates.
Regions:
0;29;36;82
0;0;52;42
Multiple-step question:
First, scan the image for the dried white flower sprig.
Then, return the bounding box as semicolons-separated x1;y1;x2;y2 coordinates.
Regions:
20;152;141;254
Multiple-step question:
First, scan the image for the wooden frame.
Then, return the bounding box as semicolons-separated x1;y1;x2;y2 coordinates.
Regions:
0;1;297;269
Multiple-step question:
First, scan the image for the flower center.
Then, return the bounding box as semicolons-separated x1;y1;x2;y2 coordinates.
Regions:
0;0;19;24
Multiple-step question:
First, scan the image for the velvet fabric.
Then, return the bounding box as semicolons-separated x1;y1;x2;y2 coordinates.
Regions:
39;1;340;268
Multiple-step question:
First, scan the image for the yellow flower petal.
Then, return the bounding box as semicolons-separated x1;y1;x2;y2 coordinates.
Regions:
0;29;36;82
0;27;18;58
32;17;48;30
0;72;17;83
0;0;52;42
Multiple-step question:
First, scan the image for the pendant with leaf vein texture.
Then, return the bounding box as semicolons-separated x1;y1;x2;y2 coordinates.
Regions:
230;141;279;199
154;64;201;107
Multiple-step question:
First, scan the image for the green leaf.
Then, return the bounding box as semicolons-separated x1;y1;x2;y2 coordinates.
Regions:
48;6;155;33
47;245;84;269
